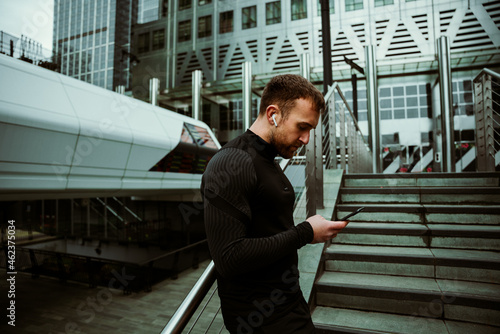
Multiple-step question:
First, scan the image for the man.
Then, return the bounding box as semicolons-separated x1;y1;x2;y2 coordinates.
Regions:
201;74;348;333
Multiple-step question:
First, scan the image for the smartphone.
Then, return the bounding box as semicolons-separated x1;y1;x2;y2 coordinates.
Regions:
338;207;365;221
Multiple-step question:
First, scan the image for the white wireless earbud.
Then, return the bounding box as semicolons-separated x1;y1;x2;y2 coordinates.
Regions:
272;114;278;127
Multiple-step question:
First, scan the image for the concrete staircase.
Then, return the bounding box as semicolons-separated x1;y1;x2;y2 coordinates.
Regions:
310;172;500;334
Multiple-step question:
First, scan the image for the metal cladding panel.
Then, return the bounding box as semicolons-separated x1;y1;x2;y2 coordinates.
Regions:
0;100;79;135
126;144;171;172
66;166;124;190
0;162;68;190
0;122;78;166
60;76;133;143
0;55;77;119
68;134;132;169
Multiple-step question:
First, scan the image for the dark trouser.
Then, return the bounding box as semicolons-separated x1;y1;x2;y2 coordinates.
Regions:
226;297;316;334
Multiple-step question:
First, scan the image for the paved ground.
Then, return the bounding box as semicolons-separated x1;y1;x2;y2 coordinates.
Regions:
0;259;220;334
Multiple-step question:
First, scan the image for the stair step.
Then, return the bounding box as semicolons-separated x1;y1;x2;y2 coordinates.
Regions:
315;272;500;326
335;204;500;224
325;244;500;283
335;222;500;250
312;307;500;334
340;187;500;205
335;223;428;247
343;172;500;188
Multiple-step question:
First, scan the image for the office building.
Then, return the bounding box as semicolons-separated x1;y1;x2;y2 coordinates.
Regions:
52;0;138;91
131;0;499;171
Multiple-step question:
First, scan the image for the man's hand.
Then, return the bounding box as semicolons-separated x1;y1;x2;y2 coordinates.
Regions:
306;214;349;244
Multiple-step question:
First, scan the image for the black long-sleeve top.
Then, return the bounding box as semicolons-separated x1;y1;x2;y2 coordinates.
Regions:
201;129;314;329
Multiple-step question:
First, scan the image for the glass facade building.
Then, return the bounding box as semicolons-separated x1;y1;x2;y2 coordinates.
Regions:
52;0;138;91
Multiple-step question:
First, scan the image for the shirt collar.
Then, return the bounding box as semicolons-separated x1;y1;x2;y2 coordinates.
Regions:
245;129;278;161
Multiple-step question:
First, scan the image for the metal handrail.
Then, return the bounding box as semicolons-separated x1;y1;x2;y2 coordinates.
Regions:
474;68;500;81
160;261;217;334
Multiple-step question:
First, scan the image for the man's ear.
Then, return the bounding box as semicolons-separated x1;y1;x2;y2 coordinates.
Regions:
265;105;280;127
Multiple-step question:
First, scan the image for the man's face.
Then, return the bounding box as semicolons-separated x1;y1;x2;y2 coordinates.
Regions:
270;98;320;159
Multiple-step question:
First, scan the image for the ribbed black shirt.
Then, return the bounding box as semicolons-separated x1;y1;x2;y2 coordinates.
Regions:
201;129;314;330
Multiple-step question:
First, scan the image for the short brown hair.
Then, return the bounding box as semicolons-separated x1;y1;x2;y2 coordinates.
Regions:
259;74;325;119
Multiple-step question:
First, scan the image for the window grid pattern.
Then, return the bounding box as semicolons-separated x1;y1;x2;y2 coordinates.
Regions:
266;1;281;25
220;11;234;33
242;6;257;30
178;20;191;42
379;84;428;120
291;0;307;21
317;0;335;15
199;15;212;38
375;0;394;7
345;0;363;11
152;29;165;50
453;80;474;116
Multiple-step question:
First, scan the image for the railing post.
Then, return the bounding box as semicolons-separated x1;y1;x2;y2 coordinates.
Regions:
305;136;317;217
115;85;125;94
474;71;495;171
365;45;381;173
327;91;336;169
243;61;252;130
315;113;324;210
149;77;160;106
29;249;39;278
192;70;202;121
339;104;346;170
437;36;455;172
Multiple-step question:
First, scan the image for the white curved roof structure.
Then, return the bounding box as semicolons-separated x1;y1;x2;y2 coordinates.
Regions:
0;54;220;200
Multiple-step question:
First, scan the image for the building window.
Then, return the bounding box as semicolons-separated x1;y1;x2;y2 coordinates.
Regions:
178;20;191;42
198;15;212;38
345;0;363;11
379;84;430;120
152;29;165;50
199;0;211;5
317;0;334;15
375;0;394;6
220;11;233;33
291;0;307;20
242;6;257;30
266;1;281;25
179;0;191;10
138;32;149;53
453;80;474;116
162;0;168;17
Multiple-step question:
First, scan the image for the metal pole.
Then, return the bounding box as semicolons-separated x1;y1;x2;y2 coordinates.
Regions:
192;70;202;120
437;36;455;172
300;53;310;80
328;91;336;169
320;0;333;94
115;85;125;94
242;61;252;130
149;78;160;106
305;137;316;217
365;45;381;173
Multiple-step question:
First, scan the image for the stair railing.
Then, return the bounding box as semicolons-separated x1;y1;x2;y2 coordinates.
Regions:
474;68;500;171
325;82;372;173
